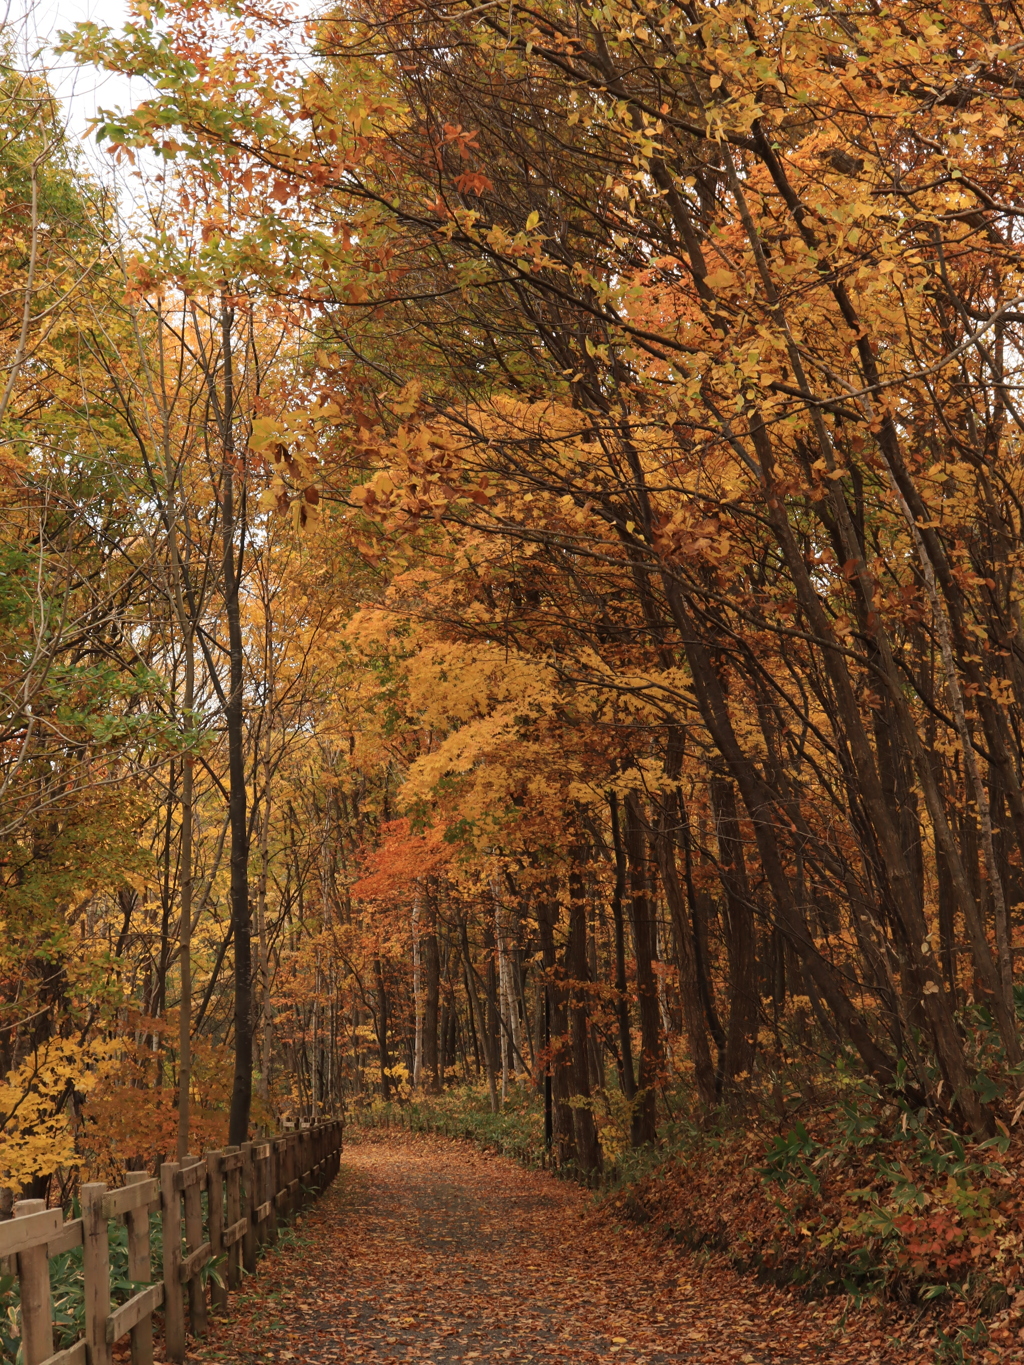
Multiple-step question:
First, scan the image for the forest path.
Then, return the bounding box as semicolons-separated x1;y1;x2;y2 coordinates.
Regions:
190;1130;911;1365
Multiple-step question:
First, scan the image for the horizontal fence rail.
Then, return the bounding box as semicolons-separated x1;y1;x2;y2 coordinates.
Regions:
1;1118;343;1365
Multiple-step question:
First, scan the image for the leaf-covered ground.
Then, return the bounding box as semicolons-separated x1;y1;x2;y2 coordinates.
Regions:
186;1131;958;1365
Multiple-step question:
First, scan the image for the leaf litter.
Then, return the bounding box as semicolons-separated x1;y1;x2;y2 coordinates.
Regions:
188;1130;959;1365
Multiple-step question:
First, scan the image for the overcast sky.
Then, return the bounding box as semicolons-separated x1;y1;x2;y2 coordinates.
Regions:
27;0;142;168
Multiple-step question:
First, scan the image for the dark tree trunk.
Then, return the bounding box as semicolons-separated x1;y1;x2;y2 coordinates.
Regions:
567;867;602;1174
535;897;578;1166
461;922;498;1111
624;792;662;1147
710;777;759;1085
608;794;637;1103
654;795;717;1107
423;915;441;1092
222;303;253;1147
373;956;392;1099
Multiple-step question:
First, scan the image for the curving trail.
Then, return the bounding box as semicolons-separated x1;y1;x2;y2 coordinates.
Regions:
189;1131;917;1365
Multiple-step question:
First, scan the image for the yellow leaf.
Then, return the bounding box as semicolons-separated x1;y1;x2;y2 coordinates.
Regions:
705;268;736;289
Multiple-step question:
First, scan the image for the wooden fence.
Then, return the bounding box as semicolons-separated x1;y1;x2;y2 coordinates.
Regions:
1;1118;343;1365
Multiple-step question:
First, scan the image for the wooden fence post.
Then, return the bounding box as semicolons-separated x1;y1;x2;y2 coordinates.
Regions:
265;1141;278;1245
279;1136;289;1218
160;1161;186;1364
273;1138;285;1232
13;1199;53;1365
240;1142;257;1274
288;1133;298;1214
180;1156;208;1338
265;1140;276;1244
206;1151;228;1314
124;1171;156;1365
225;1149;242;1291
82;1182;112;1365
251;1143;268;1250
278;1136;287;1218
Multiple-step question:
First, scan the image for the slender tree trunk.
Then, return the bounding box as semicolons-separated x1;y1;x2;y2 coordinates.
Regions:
710;777;759;1085
160;337;197;1162
654;795;717;1108
461;922;498;1112
221;303;253;1147
608;794;637;1103
423;904;441;1092
623;792;662;1147
373;956;392;1099
412;897;423;1089
256;788;273;1120
535;898;577;1165
567;866;601;1174
176;740;193;1160
494;897;511;1095
484;921;503;1106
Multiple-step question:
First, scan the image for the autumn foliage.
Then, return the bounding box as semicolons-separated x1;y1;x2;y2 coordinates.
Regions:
7;0;1024;1345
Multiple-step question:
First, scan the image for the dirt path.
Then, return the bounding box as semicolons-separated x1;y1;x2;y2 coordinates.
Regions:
191;1131;921;1365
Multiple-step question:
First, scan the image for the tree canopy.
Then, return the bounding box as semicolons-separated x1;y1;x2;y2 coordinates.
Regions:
5;0;1024;1320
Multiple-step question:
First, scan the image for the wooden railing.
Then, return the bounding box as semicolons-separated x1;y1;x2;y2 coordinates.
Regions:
1;1118;344;1365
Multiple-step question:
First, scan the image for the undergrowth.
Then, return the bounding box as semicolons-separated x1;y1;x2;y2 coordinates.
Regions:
355;1085;546;1167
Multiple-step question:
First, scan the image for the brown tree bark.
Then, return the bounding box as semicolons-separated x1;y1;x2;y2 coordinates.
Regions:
218;302;253;1148
653;795;717;1108
709;777;759;1085
422;909;441;1093
567;865;602;1174
535;897;578;1166
623;792;663;1147
608;794;637;1105
372;956;392;1100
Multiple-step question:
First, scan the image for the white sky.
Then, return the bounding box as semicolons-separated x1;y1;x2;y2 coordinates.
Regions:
25;0;145;170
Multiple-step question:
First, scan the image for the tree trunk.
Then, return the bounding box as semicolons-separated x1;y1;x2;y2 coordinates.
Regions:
176;746;193;1160
653;795;717;1108
567;867;602;1174
608;794;637;1103
423;907;441;1092
623;792;662;1147
535;898;578;1166
222;303;253;1147
461;922;498;1112
710;777;759;1086
373;956;392;1099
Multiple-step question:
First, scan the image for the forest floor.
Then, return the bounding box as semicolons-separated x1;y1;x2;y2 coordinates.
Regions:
185;1130;961;1365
